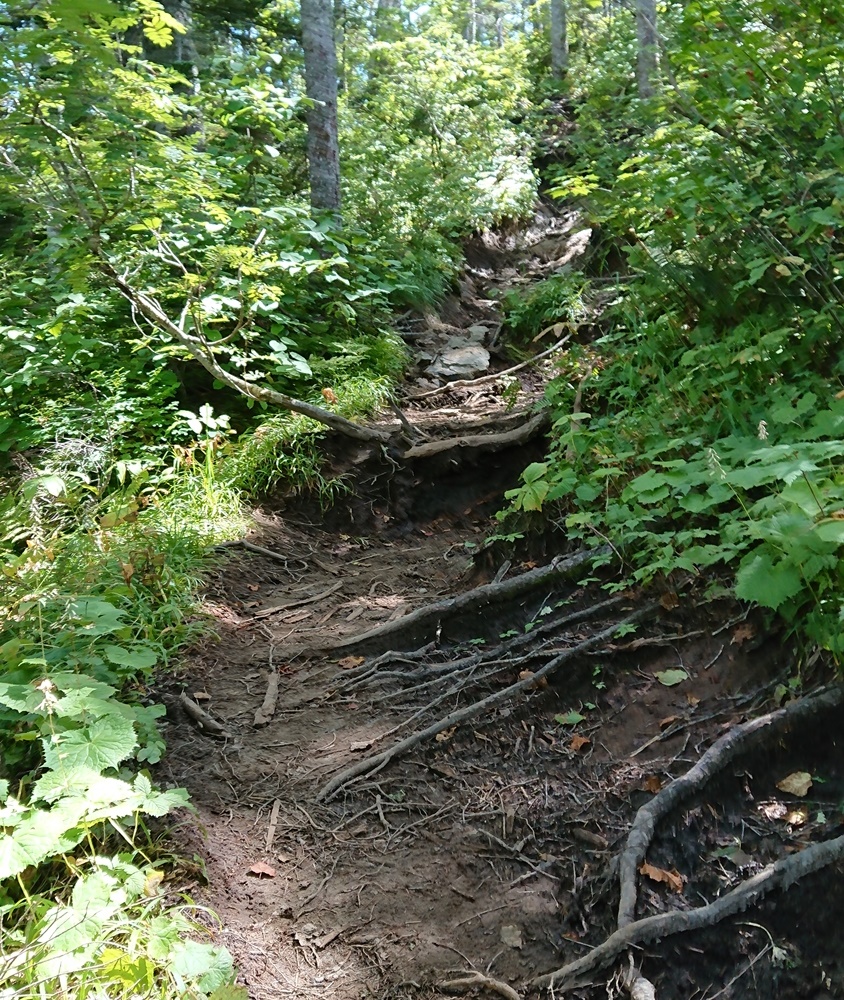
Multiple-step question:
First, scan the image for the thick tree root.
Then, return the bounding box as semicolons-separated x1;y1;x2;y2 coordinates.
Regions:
322;546;608;654
315;604;657;801
532;833;844;992
336;593;631;692
402;410;550;459
617;683;844;928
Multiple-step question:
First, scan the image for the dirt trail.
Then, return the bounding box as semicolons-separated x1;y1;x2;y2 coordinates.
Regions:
160;210;844;1000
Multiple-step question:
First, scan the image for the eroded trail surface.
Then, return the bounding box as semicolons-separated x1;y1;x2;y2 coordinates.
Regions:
161;211;844;1000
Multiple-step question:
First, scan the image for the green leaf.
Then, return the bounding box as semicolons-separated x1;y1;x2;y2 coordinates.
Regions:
103;644;158;670
654;669;688;687
210;985;250;1000
42;715;138;773
554;710;585;726
735;549;804;611
169;940;235;993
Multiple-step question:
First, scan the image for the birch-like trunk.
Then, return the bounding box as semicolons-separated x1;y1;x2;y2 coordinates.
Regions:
636;0;659;98
550;0;568;79
301;0;341;216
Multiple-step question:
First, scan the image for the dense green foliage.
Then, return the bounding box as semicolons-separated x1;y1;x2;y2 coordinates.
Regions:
504;0;844;655
0;0;538;993
3;0;842;992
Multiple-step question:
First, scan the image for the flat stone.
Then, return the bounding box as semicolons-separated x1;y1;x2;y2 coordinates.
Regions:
427;344;490;380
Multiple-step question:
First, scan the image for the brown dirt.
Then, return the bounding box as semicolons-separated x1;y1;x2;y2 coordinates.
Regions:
157;468;844;1000
157;208;844;1000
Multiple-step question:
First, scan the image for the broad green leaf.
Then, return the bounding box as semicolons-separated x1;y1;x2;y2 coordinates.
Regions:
42;715;138;773
103;644;158;670
735;550;804;610
654;669;688;687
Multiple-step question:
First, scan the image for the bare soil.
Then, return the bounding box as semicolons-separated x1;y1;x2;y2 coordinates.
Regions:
158;208;844;1000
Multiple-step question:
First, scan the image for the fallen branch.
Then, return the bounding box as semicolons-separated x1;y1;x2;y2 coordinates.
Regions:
248;581;344;622
402;410;549;460
315;604;656;801
99;257;395;445
617;684;844;928
222;539;293;563
179;692;231;738
532;833;844;992
253;669;280;727
322;546;607;654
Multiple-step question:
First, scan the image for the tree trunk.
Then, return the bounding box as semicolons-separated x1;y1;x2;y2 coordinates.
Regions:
375;0;402;41
550;0;568;79
300;0;341;216
636;0;658;98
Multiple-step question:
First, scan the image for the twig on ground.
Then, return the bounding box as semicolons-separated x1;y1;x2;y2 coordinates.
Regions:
532;833;844;992
705;944;772;1000
253;650;280;727
315;605;657;801
617;683;844;928
246;581;344;623
440;970;522;1000
265;798;281;852
178;691;231;737
222;539;292;564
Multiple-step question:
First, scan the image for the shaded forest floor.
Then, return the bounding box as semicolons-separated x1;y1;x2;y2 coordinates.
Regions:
157;209;844;1000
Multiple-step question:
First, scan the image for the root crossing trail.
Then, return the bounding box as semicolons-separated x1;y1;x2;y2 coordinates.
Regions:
161;210;844;1000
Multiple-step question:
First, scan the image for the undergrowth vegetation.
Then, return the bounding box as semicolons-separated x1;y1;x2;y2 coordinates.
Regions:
0;0;537;993
503;0;844;656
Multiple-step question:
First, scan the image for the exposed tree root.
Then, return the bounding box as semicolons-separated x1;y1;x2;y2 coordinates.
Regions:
441;970;523;1000
336;593;631;692
617;683;844;928
322;547;608;653
531;833;844;992
407;332;574;400
315;604;656;801
402;410;550;459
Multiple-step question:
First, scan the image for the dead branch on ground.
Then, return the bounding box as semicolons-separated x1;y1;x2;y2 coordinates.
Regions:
407;332;574;400
402;410;549;460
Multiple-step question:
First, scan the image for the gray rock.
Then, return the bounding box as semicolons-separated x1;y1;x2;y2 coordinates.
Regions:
427;344;490;380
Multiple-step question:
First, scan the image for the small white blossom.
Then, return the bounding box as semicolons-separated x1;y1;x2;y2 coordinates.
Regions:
758;420;768;441
707;447;726;479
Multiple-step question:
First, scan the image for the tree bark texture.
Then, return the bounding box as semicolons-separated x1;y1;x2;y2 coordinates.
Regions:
300;0;341;215
636;0;658;98
550;0;568;78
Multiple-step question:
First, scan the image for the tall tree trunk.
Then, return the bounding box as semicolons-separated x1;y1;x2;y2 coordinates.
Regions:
465;0;478;43
636;0;658;98
375;0;402;40
550;0;568;79
300;0;341;216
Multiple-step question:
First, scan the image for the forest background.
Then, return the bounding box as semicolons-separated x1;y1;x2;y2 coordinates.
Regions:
0;0;842;996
